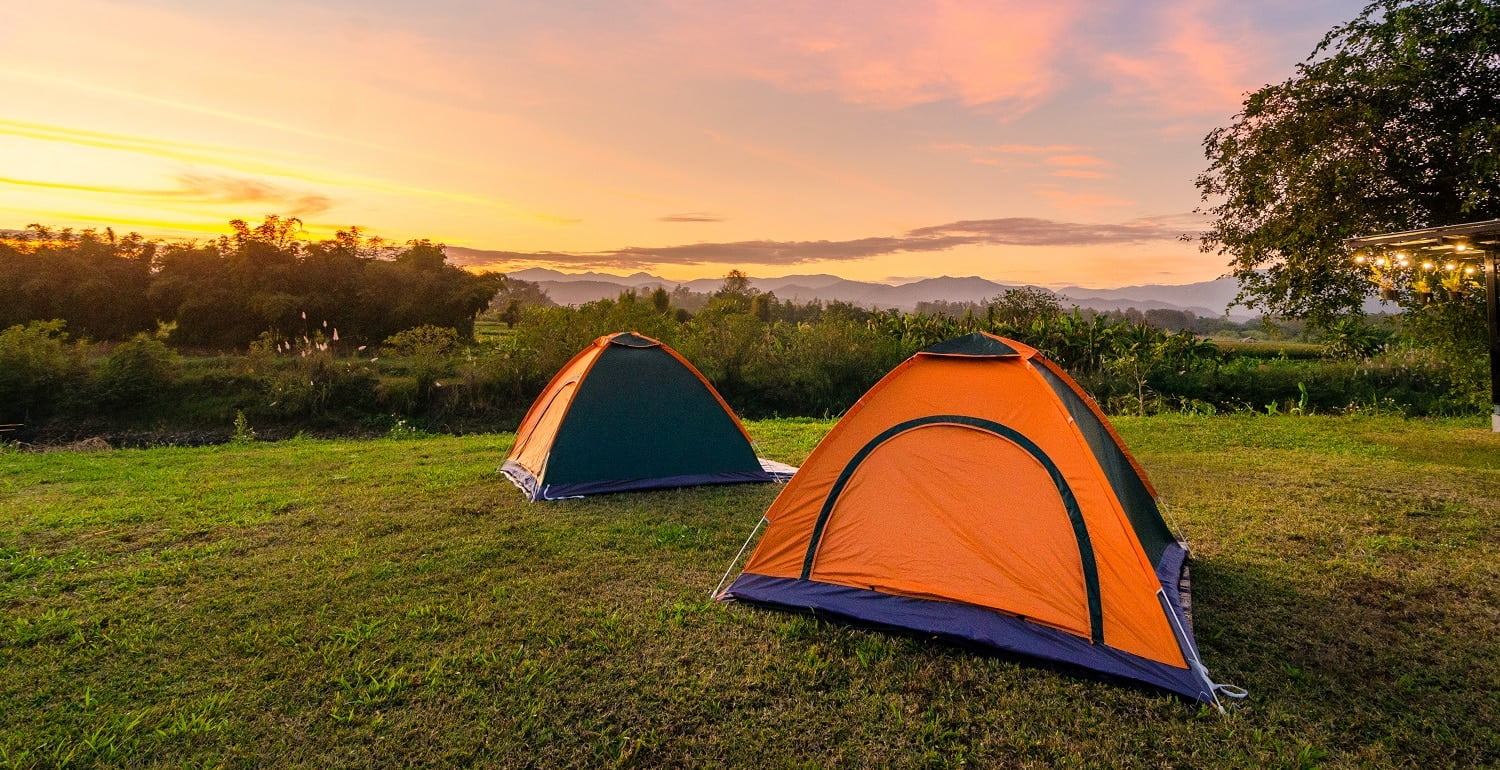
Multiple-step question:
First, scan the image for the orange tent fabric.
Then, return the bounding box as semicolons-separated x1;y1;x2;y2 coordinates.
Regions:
720;333;1237;706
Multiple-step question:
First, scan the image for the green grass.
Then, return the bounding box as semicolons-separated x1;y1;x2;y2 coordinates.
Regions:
1213;340;1329;359
1;416;1496;767
472;320;517;344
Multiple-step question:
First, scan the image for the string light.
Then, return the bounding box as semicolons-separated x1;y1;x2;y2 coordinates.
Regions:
1422;261;1434;270
1445;262;1458;271
1354;255;1367;264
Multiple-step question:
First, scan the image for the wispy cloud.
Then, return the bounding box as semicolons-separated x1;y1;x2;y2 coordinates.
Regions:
657;212;723;223
0;172;332;215
177;174;332;215
449;215;1196;270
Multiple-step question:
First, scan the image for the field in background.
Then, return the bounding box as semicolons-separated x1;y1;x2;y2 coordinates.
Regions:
2;416;1496;767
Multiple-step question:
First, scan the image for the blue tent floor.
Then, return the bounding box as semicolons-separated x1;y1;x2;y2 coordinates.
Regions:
757;458;797;482
501;458;798;501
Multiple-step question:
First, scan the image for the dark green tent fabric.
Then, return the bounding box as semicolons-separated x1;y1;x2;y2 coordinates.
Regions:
920;333;1022;357
1032;362;1174;566
501;333;786;500
543;343;764;485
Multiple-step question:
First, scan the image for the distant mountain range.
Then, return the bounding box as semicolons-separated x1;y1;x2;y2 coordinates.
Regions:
484;265;1258;320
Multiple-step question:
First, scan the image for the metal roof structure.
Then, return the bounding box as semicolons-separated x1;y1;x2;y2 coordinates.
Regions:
1346;220;1500;431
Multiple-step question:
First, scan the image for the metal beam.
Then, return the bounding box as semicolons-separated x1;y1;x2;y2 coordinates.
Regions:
1345;219;1500;248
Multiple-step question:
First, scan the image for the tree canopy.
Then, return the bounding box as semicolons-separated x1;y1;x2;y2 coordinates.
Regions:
1;217;504;349
1196;0;1500;325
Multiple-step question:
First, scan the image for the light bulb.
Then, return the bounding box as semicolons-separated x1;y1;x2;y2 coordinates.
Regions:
1421;262;1434;269
1354;255;1367;264
1445;263;1458;271
1464;266;1476;275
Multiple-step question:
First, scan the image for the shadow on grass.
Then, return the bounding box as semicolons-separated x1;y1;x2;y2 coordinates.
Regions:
1188;554;1494;764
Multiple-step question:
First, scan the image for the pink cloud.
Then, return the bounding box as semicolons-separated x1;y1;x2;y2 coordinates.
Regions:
1052;169;1109;179
930;142;1085;155
931;142;1107;171
1035;187;1134;210
1045;153;1110;167
1093;0;1264;117
662;0;1083;110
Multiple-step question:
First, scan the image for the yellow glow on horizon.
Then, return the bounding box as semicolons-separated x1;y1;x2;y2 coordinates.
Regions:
0;119;568;225
5;71;392;153
0;206;240;237
0;203;458;245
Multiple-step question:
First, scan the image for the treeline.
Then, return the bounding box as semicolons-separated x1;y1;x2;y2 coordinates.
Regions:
0;217;502;348
1;232;1488;442
488;280;1482;421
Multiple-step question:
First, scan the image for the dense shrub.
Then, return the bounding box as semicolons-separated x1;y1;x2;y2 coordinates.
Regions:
1152;347;1484;416
0;321;88;425
384;325;461;398
383;325;461;357
94;334;180;409
260;351;380;420
1319;316;1395;359
736;320;905;417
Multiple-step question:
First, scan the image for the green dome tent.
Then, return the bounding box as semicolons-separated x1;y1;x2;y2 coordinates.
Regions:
502;332;794;500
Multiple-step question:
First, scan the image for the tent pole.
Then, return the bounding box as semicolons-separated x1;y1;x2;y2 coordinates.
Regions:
712;517;767;598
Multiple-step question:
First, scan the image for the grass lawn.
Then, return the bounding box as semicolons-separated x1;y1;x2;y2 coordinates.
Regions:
1;416;1496;767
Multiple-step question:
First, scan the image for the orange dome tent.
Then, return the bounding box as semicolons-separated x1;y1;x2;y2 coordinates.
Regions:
717;333;1241;707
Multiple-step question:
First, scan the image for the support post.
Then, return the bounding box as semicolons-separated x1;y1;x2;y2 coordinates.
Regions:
1488;247;1500;432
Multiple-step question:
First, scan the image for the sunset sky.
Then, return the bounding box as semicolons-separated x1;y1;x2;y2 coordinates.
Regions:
1;0;1369;287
